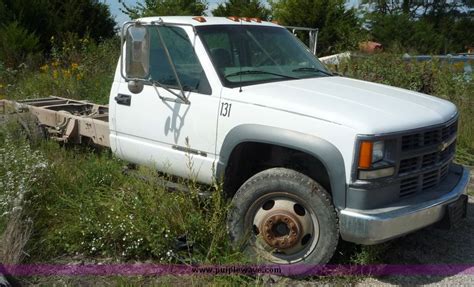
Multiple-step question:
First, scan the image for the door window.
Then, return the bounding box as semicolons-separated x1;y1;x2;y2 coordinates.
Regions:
150;26;211;94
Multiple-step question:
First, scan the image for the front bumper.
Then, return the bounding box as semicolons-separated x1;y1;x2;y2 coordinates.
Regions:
339;164;470;245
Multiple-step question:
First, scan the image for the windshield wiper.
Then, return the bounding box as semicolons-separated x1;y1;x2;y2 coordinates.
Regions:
224;70;297;80
292;67;333;76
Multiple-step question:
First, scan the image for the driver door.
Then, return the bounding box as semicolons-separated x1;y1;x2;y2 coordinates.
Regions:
112;25;220;183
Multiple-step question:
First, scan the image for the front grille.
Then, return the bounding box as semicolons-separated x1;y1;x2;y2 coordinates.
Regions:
400;162;451;197
399;141;456;176
401;120;458;151
398;119;458;198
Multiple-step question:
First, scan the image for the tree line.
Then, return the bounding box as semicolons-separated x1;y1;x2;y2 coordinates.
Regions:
1;0;473;67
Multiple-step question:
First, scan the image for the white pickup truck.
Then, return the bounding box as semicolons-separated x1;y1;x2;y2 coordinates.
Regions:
8;16;469;266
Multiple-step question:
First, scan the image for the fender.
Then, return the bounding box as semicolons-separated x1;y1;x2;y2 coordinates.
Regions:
216;124;347;209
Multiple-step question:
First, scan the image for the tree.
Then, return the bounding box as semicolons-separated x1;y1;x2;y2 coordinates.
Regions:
362;0;474;18
270;0;364;55
363;0;474;53
0;0;116;49
52;0;116;42
212;0;271;20
0;0;116;66
120;0;207;19
0;22;40;67
367;13;444;53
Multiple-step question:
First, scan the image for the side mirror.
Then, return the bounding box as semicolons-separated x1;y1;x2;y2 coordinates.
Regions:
119;20;190;104
121;23;151;93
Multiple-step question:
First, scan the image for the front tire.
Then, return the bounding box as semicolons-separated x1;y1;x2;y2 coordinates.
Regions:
227;168;339;268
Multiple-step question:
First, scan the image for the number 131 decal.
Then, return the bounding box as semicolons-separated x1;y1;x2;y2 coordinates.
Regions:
220;102;232;117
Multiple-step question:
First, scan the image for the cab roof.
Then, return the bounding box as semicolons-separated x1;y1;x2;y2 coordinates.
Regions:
136;16;282;28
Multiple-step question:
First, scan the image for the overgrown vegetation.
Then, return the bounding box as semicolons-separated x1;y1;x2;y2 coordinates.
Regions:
1;37;119;104
27;142;236;264
0;120;253;285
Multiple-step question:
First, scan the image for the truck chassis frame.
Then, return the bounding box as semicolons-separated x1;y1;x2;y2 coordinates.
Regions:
3;96;110;147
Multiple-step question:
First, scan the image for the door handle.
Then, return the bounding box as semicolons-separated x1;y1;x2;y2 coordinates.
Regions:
115;94;131;106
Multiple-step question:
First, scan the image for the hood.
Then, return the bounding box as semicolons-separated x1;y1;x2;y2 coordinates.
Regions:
235;76;458;134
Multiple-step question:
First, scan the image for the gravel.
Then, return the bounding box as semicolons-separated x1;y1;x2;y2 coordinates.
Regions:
357;169;474;286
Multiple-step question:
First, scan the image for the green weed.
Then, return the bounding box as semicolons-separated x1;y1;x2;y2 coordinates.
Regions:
28;144;240;264
2;37;119;104
0;120;243;268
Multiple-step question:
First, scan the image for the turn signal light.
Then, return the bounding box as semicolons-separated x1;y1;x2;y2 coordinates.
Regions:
358;141;373;169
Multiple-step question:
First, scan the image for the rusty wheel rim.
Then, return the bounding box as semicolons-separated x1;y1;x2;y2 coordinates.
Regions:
249;195;320;264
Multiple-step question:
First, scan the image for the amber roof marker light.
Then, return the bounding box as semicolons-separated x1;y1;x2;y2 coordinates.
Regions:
192;16;206;23
358;141;373;169
227;16;262;23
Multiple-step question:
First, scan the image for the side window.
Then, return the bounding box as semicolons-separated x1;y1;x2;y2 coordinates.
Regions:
149;26;211;94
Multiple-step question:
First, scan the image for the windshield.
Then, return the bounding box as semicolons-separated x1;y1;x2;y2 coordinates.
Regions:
196;25;332;88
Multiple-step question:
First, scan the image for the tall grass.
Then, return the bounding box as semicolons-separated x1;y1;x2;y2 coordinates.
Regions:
0;118;243;267
1;37;119;104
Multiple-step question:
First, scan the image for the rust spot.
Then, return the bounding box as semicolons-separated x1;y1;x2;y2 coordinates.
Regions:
260;213;301;249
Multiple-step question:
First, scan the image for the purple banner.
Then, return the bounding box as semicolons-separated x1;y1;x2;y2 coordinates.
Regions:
1;264;474;276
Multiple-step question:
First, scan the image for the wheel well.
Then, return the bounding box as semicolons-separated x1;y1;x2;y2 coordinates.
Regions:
223;142;331;198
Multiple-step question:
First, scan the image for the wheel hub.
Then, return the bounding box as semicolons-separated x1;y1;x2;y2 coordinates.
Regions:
251;197;319;263
261;213;301;249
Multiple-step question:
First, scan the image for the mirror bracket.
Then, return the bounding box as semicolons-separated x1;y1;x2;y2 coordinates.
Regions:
151;82;190;105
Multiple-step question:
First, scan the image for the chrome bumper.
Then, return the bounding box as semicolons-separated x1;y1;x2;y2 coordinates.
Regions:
339;165;470;245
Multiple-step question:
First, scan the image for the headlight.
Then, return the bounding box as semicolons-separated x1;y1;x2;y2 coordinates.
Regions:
357;140;394;179
372;141;384;163
358;140;385;169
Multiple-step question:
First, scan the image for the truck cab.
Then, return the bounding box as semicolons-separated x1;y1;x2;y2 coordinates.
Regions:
110;16;469;266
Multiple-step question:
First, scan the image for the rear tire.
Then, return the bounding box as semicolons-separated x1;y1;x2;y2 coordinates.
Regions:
17;113;47;146
227;168;339;273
